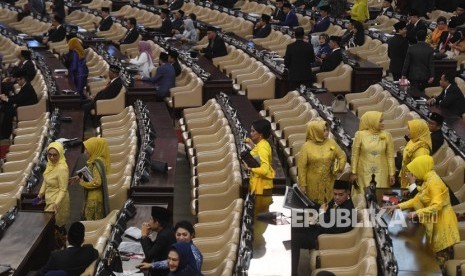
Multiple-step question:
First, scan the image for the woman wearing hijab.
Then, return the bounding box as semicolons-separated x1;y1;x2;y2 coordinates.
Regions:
399;119;431;188
174;19;197;45
350;111;395;193
386;155;460;272
38;142;70;227
350;0;369;23
129;41;154;78
166;242;201;276
297;120;346;204
79;137;111;220
67;38;89;99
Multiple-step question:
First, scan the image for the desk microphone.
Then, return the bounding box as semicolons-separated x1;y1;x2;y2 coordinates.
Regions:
257;212;282;220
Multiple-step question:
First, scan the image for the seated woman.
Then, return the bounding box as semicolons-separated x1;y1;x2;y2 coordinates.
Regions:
428;16;448;48
174;19;197;45
313;33;331;67
340;19;365;48
166;243;202;276
128;41;155;78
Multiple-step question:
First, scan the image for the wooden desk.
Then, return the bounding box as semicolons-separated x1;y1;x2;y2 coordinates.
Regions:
0;211;55;275
348;54;384;92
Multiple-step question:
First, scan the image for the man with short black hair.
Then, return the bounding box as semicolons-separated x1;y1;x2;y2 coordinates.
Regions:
427;73;465;117
284;27;315;90
388;21;409;80
271;0;285;23
402;30;434;92
171;10;184;33
452;3;465;26
96;7;113;32
427;112;445;155
154;8;173;36
437;20;460;53
43;15;66;44
320;35;343;72
116;17;139;46
253;14;272;39
168;50;181;76
279;2;299;27
38;222;99;275
406;9;427;44
379;0;394;16
201;26;227;59
137;52;176;99
309;5;330;34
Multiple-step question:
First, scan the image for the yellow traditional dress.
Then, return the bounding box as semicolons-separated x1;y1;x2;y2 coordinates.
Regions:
39;142;70;226
249;139;275;195
351;111;395;193
350;0;369;23
297;121;347;204
80;137;111;220
398;155;460;253
399;119;431;187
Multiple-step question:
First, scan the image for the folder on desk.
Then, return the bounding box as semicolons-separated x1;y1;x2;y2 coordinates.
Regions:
283;184;319;210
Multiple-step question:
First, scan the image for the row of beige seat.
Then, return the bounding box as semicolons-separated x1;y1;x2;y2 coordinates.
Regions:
0;36;28;66
314;63;353;93
212;46;276;100
6;14;51;36
444;225;465;276
180;99;241;275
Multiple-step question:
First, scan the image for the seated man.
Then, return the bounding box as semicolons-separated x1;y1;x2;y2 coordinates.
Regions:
278;2;299;28
140;206;176;276
0;70;38;139
428;112;444;155
136;52;175;99
309;5;331;34
320;35;343;72
168;50;182;77
171;10;184;34
154;9;173;36
95;7;113;32
201;26;227;59
82;65;123;128
427;73;465;117
291;180;355;276
38;222;99;275
43;15;66;44
115;17;139;47
1;49;36;94
253;14;272;39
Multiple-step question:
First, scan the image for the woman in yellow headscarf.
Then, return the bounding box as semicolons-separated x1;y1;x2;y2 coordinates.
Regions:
386;155;459;271
79;137;111;220
351;111;395;194
350;0;369;23
399;119;431;188
297;120;346;204
67;37;88;100
38;142;70;227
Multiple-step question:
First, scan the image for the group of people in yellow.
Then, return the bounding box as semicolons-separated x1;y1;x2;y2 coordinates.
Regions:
38;137;111;227
243;112;459;271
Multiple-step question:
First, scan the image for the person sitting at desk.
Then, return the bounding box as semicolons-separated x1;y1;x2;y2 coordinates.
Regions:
427;73;465;117
115;17;139;47
406;10;427;44
278;2;299;28
271;0;285;24
313;33;331;67
446;31;465;58
386;155;460;273
82;65;123;128
427;16;448;49
171;10;184;34
154;8;173;36
451;3;465;26
378;0;394;16
168;50;182;77
95;7;113;32
128;41;155;78
320;35;343;72
0;70;38;140
136;52;175;99
437;20;460;53
43;15;66;44
291;180;355;276
1;49;36;94
253;14;272;39
139;206;177;276
340;19;365;48
201;26;228;59
308;5;331;34
174;18;197;45
38;221;99;275
427;112;445;155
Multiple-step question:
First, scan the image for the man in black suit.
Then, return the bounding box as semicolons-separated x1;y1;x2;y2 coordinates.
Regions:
437;20;460;53
271;0;285;23
38;222;98;275
96;7;113;32
320;35;343;72
115;17;139;47
154;8;173;36
387;21;409;81
284;27;315;91
379;0;394;16
43;15;66;44
291;180;355;276
140;206;176;276
171;9;184;34
82;65;123;128
427;73;465;117
168;50;182;77
168;0;184;10
253;14;272;39
201;26;228;59
2;50;37;94
427;112;444;155
406;10;427;44
402;30;434;92
452;3;465;26
0;70;38;139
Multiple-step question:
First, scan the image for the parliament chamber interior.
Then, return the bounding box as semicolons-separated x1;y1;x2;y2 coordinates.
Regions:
1;0;465;275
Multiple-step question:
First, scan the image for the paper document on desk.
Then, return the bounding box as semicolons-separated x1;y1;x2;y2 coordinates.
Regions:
124;226;142;240
118;241;144;255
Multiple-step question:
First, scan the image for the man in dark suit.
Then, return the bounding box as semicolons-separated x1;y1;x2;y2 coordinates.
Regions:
437;20;460;53
309;5;330;34
201;26;228;59
379;0;394;16
406;10;427;44
320;35;343;72
38;222;98;276
452;3;465;26
82;65;123;128
96;7;113;32
291;180;355;276
43;15;66;44
388;21;409;81
138;52;175;99
427;73;465;117
168;0;184;10
115;17;139;46
154;8;173;36
253;14;272;39
279;2;299;28
0;70;38;139
168;50;181;77
284;27;315;91
2;50;37;94
140;206;176;276
402;30;434;92
171;9;184;34
271;0;285;23
427;112;444;155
